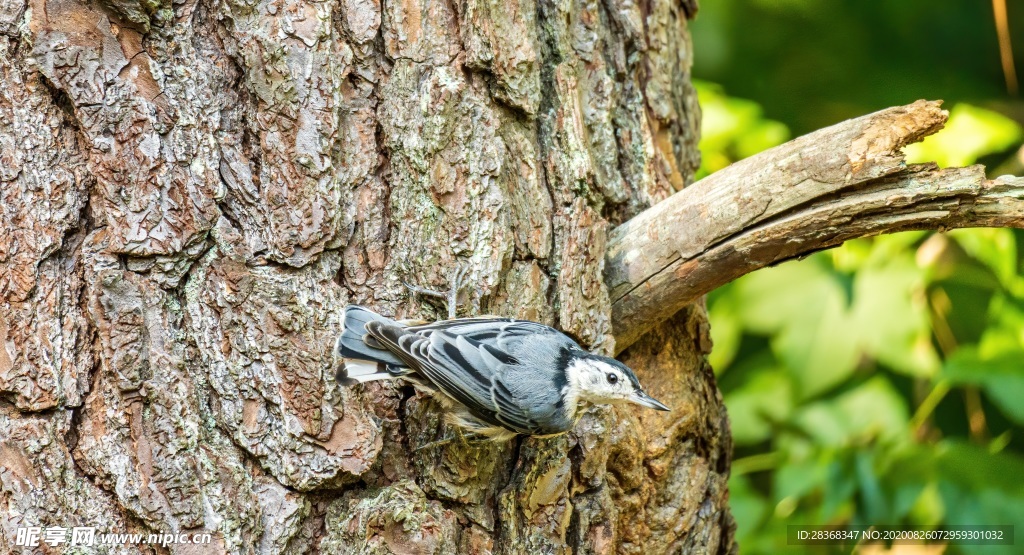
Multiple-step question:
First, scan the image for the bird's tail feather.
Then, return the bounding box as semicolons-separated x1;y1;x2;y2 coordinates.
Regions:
335;306;408;387
335;359;408;386
335;306;406;365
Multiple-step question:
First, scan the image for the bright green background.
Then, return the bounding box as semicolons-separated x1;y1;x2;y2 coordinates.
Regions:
692;2;1024;554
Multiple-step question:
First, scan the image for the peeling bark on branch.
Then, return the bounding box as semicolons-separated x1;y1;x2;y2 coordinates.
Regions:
607;100;1024;351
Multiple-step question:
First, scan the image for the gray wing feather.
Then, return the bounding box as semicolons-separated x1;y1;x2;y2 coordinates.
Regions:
365;321;547;434
425;331;541;434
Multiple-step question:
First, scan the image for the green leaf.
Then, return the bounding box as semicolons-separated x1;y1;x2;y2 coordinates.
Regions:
792;376;910;446
724;369;794;445
821;457;858;521
849;259;939;377
979;295;1024;356
936;440;1024;497
862;232;930;266
877;444;940;523
733;261;826;333
736;120;790;159
734;260;859;397
708;289;743;372
906;482;945;526
904;103;1023;167
948;228;1018;288
855;451;888;522
728;475;770;542
694;80;790;179
942;349;1024;425
774;455;829;504
937;487;1024;555
934;442;1024;555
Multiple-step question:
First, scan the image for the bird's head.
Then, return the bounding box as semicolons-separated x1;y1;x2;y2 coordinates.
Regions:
564;351;670;412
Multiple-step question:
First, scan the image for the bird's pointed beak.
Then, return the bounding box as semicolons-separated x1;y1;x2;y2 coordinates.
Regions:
631;390;670;411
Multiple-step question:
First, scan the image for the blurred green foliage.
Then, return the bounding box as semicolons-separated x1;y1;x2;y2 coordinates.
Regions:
695;81;1024;552
695;81;791;179
692;3;1024;550
691;0;1024;137
905;105;1023;168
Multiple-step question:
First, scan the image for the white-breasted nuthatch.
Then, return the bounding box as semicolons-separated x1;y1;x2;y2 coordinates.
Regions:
335;305;670;442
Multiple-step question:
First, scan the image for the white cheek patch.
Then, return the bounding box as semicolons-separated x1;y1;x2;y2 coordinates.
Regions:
568;360;602;397
568;359;630;403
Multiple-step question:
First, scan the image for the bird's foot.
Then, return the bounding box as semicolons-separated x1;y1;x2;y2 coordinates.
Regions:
402;264;470;320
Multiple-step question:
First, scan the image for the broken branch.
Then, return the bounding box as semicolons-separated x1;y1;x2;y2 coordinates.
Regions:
606;100;1024;352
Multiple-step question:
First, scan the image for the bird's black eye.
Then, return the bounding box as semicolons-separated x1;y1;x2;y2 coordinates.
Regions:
606;373;619;385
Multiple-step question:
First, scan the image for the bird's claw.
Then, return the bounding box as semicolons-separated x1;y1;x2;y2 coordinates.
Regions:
403;264;471;320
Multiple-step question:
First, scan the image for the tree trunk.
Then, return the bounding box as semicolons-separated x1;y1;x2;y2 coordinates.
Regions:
0;0;735;551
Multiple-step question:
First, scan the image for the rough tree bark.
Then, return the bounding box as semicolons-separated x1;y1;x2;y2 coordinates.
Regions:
1;0;733;552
